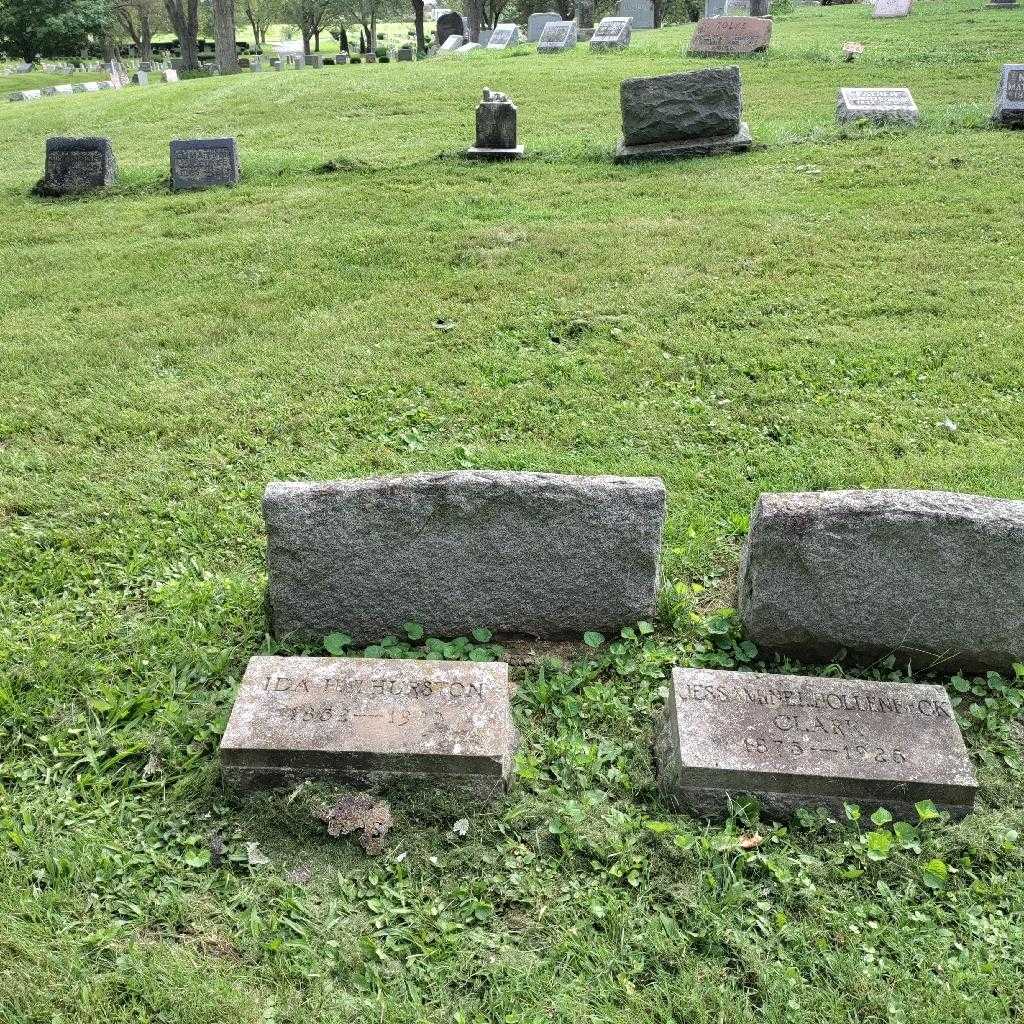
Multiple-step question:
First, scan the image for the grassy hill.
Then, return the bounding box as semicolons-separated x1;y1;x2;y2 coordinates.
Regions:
2;4;1024;1022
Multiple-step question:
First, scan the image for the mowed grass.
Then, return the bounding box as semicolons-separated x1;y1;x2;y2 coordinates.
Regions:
2;3;1024;1022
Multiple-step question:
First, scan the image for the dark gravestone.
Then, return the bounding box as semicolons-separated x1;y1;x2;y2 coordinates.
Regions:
538;20;578;52
221;656;519;797
615;66;753;161
987;0;1019;8
577;0;595;29
590;16;632;50
739;490;1024;671
170;137;240;191
264;471;666;643
994;64;1024;125
688;16;772;55
41;137;117;196
436;10;466;46
657;668;977;821
837;87;919;124
467;89;524;158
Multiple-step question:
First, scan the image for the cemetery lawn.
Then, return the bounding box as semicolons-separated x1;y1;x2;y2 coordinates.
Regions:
3;2;1024;1021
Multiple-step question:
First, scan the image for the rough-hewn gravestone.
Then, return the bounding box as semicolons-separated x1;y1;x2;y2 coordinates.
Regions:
617;0;656;27
615;66;752;161
529;11;562;40
467;89;524;158
994;64;1024;126
836;86;919;124
538;20;578;52
170;138;240;191
264;471;666;643
437;10;466;45
41;137;116;196
590;16;632;49
221;656;519;796
656;668;977;820
486;23;520;49
873;0;910;16
308;54;324;68
688;16;772;55
738;490;1024;671
438;34;465;54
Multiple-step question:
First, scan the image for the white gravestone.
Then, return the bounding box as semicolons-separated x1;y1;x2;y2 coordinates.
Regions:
486;24;520;49
529;11;562;41
590;16;633;50
837;87;919;125
538;21;578;52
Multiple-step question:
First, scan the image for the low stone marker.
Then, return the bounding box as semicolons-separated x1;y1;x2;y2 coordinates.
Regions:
529;11;562;41
688;15;772;55
264;471;666;643
615;66;753;161
42;84;74;96
437;10;466;46
10;90;42;102
308;54;324;68
837;86;919;124
590;16;633;49
170;137;240;191
41;137;116;196
456;41;483;54
656;668;977;821
987;0;1019;9
842;41;865;62
396;45;414;61
538;20;578;52
438;34;465;54
487;23;520;49
466;89;524;159
220;656;519;796
873;0;911;16
162;69;179;83
738;489;1024;671
994;64;1024;126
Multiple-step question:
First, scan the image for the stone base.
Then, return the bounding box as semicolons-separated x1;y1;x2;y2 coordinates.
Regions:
465;144;525;160
614;123;752;163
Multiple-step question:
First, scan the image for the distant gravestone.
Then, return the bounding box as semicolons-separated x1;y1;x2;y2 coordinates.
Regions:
617;0;656;27
308;54;325;68
577;0;596;29
873;0;910;15
220;656;519;797
264;471;666;643
528;11;562;41
42;84;73;96
41;137;117;196
10;89;42;102
590;16;633;49
436;10;466;45
688;16;772;54
438;34;465;54
836;86;919;124
467;88;524;159
538;20;578;52
739;490;1024;670
486;23;520;49
162;69;179;82
994;63;1024;125
170;138;240;191
131;70;149;85
456;41;482;54
615;66;753;161
396;45;414;60
986;0;1019;8
656;668;977;821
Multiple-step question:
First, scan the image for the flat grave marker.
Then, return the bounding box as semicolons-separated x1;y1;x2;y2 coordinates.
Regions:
590;16;633;49
688;15;772;55
836;86;919;124
486;23;521;49
538;20;578;52
170;137;240;191
873;0;911;16
438;34;465;54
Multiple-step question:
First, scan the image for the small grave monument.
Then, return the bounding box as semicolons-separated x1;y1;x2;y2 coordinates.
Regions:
836;86;919;124
528;11;562;41
656;668;977;821
466;89;524;159
436;10;466;45
396;45;414;60
704;0;727;11
538;20;578;52
873;0;910;16
590;16;632;49
131;70;149;85
162;69;179;82
170;137;240;191
688;15;772;55
41;137;117;196
577;0;596;29
220;656;519;797
486;23;520;49
438;34;465;54
10;89;42;102
994;63;1024;125
456;41;483;54
617;0;656;27
308;54;324;68
614;66;753;161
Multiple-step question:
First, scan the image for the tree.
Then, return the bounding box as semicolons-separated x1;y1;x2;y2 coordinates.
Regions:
332;0;399;53
163;0;199;68
410;0;423;53
285;0;338;52
211;0;237;70
114;0;165;61
0;0;110;60
242;0;277;49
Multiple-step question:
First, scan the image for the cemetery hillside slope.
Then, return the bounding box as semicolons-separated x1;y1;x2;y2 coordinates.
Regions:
2;3;1024;1022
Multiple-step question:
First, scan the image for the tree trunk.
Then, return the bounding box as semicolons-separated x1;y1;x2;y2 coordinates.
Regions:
314;30;320;50
412;0;425;52
212;0;239;73
466;0;481;42
139;8;154;61
165;0;200;70
302;30;312;54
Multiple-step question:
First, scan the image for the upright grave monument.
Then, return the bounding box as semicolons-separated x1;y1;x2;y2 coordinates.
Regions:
486;23;520;49
614;66;753;161
577;0;596;32
528;11;562;40
590;16;633;50
466;89;524;158
40;137;117;196
688;15;772;55
739;490;1024;670
993;64;1024;125
263;471;666;643
538;20;578;52
656;668;977;821
836;86;919;124
221;656;519;797
873;0;911;16
436;10;466;45
618;0;656;26
170;138;241;191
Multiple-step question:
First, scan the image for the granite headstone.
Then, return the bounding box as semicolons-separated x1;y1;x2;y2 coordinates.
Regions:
170;137;240;191
528;11;562;41
994;64;1024;125
41;137;117;195
688;15;772;55
590;16;633;49
538;20;578;52
836;86;919;124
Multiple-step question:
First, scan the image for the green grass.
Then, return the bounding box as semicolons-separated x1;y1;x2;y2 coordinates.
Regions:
3;3;1024;1021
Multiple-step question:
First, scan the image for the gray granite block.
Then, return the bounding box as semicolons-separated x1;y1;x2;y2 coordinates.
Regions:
41;137;116;195
170;137;240;191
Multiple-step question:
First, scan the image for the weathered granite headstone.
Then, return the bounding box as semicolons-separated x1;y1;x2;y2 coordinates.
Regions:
41;137;116;196
396;45;414;60
438;34;465;54
337;52;350;64
479;29;493;44
749;0;769;14
739;490;1024;671
615;66;753;161
873;0;910;16
486;23;520;49
163;69;179;82
994;64;1024;125
308;54;324;68
264;471;666;643
271;58;282;69
131;70;149;85
139;60;154;71
42;84;73;96
618;0;656;27
837;86;919;124
437;10;466;45
538;20;578;52
656;668;977;820
577;0;596;29
591;16;633;49
528;11;562;41
170;137;240;191
220;656;519;796
688;16;772;55
466;89;522;157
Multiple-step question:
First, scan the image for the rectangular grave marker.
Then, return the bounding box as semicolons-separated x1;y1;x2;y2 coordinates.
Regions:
657;668;977;820
591;16;632;49
438;34;465;54
538;20;578;52
994;63;1024;126
42;136;117;195
618;0;655;27
486;23;520;49
688;15;772;54
170;137;240;191
873;0;911;16
220;656;518;796
528;11;562;41
837;86;919;124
